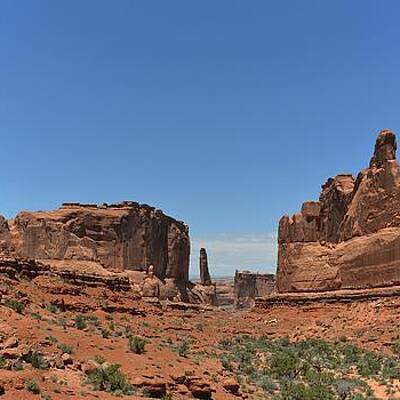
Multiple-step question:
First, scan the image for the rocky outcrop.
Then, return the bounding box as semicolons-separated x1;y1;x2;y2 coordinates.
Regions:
0;257;134;292
234;270;275;308
277;129;400;292
190;248;217;305
199;248;212;286
0;202;190;287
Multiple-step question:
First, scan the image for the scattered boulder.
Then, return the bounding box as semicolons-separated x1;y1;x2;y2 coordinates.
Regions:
132;377;167;398
61;352;73;366
222;377;240;394
1;336;18;350
185;377;214;399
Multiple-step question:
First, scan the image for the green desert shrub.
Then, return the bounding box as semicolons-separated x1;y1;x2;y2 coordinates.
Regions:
217;335;400;399
4;299;24;314
175;338;190;358
25;378;41;394
58;343;73;354
23;351;48;369
74;314;87;330
128;335;146;354
86;362;134;395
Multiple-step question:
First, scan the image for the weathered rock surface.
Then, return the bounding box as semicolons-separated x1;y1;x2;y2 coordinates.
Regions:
277;129;400;293
0;202;190;285
234;270;275;308
191;248;218;305
199;248;212;286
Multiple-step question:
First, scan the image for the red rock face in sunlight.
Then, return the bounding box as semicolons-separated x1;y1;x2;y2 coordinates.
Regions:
0;201;190;285
277;129;400;292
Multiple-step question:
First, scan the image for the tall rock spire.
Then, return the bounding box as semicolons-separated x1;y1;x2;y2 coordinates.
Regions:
370;129;397;167
199;248;212;286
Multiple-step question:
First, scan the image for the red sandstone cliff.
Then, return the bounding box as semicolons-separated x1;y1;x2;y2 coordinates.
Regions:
277;129;400;293
0;201;190;285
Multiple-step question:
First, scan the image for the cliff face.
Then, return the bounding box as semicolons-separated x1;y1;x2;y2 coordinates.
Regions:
0;202;190;284
234;271;275;308
277;129;400;293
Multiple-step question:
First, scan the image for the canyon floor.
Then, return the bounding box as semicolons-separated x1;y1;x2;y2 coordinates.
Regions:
0;273;400;399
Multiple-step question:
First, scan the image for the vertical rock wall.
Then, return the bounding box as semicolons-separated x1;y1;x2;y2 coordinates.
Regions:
277;130;400;293
0;202;190;285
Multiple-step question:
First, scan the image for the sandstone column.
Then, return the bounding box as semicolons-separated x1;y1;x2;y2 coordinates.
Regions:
199;248;212;285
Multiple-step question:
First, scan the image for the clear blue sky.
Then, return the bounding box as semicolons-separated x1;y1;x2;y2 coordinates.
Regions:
1;1;400;276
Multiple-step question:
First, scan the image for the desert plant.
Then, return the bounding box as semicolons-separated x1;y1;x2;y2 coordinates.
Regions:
94;355;106;365
176;339;190;357
217;335;399;399
4;299;24;314
23;351;48;369
46;304;60;314
128;335;146;354
58;343;73;354
74;314;87;330
25;378;40;394
86;362;134;395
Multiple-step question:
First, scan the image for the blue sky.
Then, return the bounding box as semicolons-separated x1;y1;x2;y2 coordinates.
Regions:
1;1;400;277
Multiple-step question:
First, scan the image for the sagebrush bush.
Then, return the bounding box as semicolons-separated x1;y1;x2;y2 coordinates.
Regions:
175;339;190;357
86;362;134;395
23;351;48;369
128;335;146;354
74;314;87;330
5;299;24;314
58;343;73;354
25;379;40;394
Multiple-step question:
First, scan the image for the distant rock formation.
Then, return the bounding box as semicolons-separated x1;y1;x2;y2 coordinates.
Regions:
234;270;275;308
277;129;400;292
0;202;190;292
190;248;217;305
199;248;212;285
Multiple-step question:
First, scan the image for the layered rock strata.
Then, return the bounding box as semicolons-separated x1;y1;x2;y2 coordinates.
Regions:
277;129;400;292
0;202;190;290
234;270;275;308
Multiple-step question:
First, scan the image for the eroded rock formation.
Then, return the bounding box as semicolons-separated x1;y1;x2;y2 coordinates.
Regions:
190;248;217;305
0;202;190;287
234;270;275;308
199;248;212;286
277;129;400;292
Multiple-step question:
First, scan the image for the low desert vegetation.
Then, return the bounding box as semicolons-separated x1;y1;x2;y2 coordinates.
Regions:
74;314;87;330
45;304;60;314
4;298;25;314
218;335;400;399
128;335;146;354
85;360;135;395
25;378;41;394
168;337;191;358
23;350;48;370
58;343;73;354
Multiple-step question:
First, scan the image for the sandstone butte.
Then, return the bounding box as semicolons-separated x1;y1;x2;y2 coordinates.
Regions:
277;129;400;293
0;201;198;300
